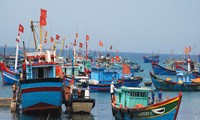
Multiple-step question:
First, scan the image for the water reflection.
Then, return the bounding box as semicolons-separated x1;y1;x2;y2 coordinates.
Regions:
10;111;95;120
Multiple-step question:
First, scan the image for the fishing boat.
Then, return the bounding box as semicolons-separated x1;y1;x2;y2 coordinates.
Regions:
89;81;121;91
149;71;200;91
118;63;143;87
111;86;182;120
64;80;95;113
0;62;20;85
130;65;141;73
17;9;64;114
143;55;159;63
144;81;152;86
0;38;24;85
151;62;176;75
19;50;64;113
89;66;121;91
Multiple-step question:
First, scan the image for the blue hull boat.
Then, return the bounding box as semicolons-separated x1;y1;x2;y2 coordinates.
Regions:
151;63;176;75
89;82;121;92
150;72;200;91
118;76;143;87
143;56;159;63
20;78;63;112
0;62;19;85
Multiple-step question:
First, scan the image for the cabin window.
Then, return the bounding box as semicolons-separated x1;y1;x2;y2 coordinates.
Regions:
141;92;145;97
33;69;38;79
38;67;44;78
44;67;50;78
119;93;122;103
64;68;66;74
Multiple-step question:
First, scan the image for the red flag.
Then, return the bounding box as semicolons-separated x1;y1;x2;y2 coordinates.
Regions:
116;56;120;62
41;9;47;18
40;16;47;26
122;63;130;74
66;45;68;48
51;37;54;42
56;34;60;40
110;45;112;50
76;33;78;38
18;24;24;33
86;35;89;41
98;41;103;47
79;42;83;48
184;47;189;54
74;39;77;46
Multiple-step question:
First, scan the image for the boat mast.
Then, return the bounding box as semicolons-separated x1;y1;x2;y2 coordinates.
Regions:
86;38;88;60
30;20;37;50
23;41;27;62
39;26;43;52
59;37;65;57
4;45;6;59
14;41;19;70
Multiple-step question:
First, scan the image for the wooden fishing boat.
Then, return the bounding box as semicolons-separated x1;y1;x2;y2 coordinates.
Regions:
149;71;200;91
0;62;20;85
130;65;141;73
144;81;152;86
19;51;64;113
139;69;144;72
143;56;159;63
89;66;120;91
118;63;143;87
111;86;182;120
151;62;176;75
118;76;143;87
17;9;64;114
89;81;122;91
0;41;23;85
64;80;95;113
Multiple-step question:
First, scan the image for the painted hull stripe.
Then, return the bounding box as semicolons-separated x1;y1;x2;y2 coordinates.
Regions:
21;87;62;94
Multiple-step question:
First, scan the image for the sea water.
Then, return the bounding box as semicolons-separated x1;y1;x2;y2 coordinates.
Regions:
0;52;200;120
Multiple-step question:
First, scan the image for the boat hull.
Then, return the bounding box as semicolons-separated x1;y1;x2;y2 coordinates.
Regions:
70;98;95;113
143;56;159;63
112;92;182;120
20;78;63;113
150;72;200;91
151;63;176;75
89;82;121;92
118;76;143;87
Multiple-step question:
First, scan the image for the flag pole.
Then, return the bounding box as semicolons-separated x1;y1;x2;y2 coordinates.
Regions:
14;41;19;70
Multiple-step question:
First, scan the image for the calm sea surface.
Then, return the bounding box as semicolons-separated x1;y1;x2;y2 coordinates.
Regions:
0;52;200;120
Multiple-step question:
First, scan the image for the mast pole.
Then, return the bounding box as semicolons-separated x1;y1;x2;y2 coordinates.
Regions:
30;20;37;49
39;26;43;52
14;41;19;70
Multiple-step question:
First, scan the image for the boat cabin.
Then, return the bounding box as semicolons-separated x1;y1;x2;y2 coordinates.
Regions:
25;50;57;79
115;86;150;108
62;63;79;77
26;63;56;79
176;70;195;84
72;87;90;99
91;67;118;84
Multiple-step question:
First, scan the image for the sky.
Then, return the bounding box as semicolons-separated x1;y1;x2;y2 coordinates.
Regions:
0;0;200;54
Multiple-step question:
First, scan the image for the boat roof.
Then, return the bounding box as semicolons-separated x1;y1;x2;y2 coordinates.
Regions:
117;86;151;92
